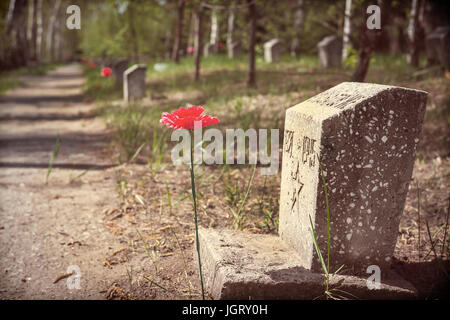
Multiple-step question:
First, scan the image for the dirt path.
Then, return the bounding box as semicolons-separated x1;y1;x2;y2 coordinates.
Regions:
0;64;127;299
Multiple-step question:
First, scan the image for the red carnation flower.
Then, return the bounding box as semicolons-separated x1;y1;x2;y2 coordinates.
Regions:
160;105;219;130
187;46;195;54
81;57;87;63
101;67;112;77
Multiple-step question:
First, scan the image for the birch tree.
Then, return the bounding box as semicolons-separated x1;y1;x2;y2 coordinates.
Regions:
209;5;218;54
290;0;305;57
194;5;203;81
27;0;38;61
342;0;352;62
406;0;419;66
227;3;235;58
210;10;218;45
36;0;43;62
46;0;62;62
187;10;195;53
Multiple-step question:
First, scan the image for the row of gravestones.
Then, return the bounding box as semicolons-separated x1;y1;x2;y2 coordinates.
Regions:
234;26;450;69
245;36;341;67
98;26;448;104
204;37;335;65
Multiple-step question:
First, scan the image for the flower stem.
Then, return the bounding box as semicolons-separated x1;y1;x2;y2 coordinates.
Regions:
189;130;205;300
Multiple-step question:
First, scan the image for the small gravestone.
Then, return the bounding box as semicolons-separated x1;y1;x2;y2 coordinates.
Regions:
228;41;241;59
317;35;342;68
111;59;129;85
264;39;282;63
279;82;427;274
426;27;450;70
203;43;217;57
123;64;147;102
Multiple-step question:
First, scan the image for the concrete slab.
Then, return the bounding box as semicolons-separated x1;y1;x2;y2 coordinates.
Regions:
198;228;417;300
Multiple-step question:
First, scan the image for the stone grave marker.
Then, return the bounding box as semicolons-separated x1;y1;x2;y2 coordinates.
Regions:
123;64;147;102
317;35;342;68
203;43;217;57
228;41;241;59
264;39;282;63
280;82;427;274
426;26;450;70
197;82;427;299
111;59;129;85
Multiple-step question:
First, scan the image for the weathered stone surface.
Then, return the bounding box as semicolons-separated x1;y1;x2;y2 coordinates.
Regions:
123;64;147;102
279;82;428;275
317;35;342;68
228;41;241;59
198;228;417;300
426;27;450;69
111;59;129;85
264;39;282;63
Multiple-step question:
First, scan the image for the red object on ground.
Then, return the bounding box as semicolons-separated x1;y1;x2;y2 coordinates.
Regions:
160;106;219;130
100;67;112;77
187;46;195;54
81;57;87;63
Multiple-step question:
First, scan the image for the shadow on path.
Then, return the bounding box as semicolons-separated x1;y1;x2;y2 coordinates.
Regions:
0;112;96;121
0;162;116;170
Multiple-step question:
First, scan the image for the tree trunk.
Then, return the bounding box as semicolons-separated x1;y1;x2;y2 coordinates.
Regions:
351;34;372;82
407;0;419;66
210;8;218;46
290;0;305;57
55;11;63;62
186;11;195;52
128;1;140;62
27;0;33;42
164;29;172;60
194;7;203;81
47;0;61;62
351;0;382;82
227;4;235;57
247;0;256;87
351;26;380;82
7;0;29;67
5;0;16;32
36;0;43;62
388;17;402;55
172;0;185;64
342;0;352;62
28;0;38;62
